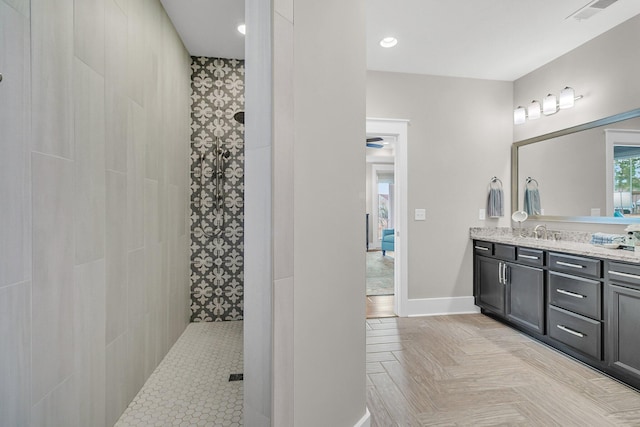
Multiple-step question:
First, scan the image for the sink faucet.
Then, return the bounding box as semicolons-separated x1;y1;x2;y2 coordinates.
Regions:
534;224;547;240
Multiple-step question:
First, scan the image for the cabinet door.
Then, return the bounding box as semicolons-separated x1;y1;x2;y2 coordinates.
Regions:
506;263;545;334
475;256;504;315
608;284;640;379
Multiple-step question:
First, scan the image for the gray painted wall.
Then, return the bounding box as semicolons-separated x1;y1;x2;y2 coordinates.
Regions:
514;14;640;142
367;72;513;300
292;0;367;425
514;13;640;234
0;0;191;424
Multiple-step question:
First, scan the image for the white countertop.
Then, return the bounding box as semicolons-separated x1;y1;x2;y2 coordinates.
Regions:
470;227;640;264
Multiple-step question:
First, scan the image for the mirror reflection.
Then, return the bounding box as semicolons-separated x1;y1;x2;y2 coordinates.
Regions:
613;144;640;217
514;111;640;222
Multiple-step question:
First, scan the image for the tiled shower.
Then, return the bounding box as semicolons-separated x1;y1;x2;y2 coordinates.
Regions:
1;0;191;425
189;57;245;322
1;1;245;425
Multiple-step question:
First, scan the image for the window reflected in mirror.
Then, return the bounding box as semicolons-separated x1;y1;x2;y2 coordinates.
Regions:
613;140;640;217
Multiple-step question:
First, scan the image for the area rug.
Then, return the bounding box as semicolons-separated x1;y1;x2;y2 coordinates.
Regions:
366;251;394;296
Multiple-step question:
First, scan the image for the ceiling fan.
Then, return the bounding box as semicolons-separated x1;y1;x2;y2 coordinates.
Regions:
366;137;384;148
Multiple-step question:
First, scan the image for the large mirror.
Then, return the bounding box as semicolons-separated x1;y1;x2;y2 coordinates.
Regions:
512;108;640;224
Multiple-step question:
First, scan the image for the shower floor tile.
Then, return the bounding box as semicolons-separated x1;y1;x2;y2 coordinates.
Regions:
115;321;243;427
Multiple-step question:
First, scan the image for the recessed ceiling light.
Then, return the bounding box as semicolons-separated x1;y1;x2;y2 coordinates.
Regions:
379;37;398;48
237;24;246;35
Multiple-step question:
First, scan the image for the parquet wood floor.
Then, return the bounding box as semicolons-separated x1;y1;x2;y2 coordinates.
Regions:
366;314;640;426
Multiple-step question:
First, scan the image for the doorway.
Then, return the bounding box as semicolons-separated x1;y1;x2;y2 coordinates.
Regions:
365;118;409;317
366;159;395;317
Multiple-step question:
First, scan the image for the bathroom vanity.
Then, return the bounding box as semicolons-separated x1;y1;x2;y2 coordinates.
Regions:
471;228;640;391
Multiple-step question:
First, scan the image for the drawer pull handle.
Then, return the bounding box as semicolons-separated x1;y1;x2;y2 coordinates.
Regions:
503;263;507;285
608;270;640;281
557;324;585;338
520;255;539;260
474;246;489;251
556;289;585;299
556;261;584;269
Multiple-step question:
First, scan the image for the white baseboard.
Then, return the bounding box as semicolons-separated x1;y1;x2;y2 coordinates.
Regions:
405;296;479;317
354;408;371;427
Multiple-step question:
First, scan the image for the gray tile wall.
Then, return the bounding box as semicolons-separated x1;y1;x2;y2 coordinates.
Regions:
190;57;245;322
0;0;191;425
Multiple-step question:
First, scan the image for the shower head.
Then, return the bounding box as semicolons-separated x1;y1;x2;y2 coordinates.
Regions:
233;111;244;124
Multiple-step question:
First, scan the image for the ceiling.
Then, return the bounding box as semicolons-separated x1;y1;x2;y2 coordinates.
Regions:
161;0;640;81
160;0;245;60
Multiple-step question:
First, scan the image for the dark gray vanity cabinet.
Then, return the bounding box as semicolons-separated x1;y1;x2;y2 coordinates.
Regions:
547;252;603;361
506;263;545;334
474;241;544;334
475;255;504;315
606;262;640;386
472;239;640;391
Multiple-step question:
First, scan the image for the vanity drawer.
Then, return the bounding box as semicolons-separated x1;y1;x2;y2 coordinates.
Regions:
607;261;640;289
549;271;601;319
474;241;493;256
495;244;516;261
517;247;544;267
549;253;601;279
548;305;602;360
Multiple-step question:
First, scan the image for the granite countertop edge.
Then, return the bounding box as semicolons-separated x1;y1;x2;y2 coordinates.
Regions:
470;227;640;264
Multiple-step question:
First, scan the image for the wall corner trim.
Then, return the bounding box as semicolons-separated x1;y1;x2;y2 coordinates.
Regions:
406;296;480;317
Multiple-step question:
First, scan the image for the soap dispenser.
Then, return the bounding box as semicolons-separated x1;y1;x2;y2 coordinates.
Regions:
627;231;636;247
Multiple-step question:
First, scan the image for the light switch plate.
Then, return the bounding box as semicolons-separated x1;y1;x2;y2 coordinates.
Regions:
414;208;426;221
479;208;486;220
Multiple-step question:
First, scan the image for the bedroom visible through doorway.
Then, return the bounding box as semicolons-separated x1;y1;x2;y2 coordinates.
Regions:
366;143;395;317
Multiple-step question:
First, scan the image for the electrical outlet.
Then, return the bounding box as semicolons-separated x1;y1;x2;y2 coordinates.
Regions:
479;208;486;220
414;209;426;221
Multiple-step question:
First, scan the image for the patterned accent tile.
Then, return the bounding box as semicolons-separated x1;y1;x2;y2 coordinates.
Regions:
190;57;245;322
115;321;243;426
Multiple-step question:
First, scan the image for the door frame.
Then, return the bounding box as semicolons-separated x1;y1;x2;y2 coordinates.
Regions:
366;118;409;317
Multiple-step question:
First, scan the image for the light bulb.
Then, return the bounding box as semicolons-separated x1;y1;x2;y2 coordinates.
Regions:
542;94;557;115
527;100;541;120
514;106;526;125
559;87;575;109
380;37;398;48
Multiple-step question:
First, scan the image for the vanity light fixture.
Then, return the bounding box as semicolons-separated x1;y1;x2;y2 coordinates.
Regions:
513;86;583;124
380;37;398;48
542;93;558;115
527;100;541;120
237;24;246;35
